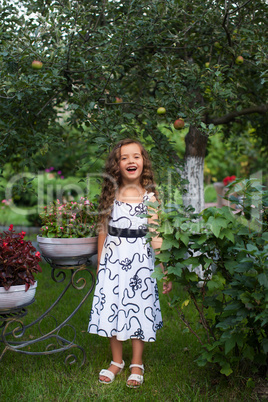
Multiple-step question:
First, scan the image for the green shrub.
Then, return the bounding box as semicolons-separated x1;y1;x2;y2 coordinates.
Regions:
0;173;100;207
151;178;268;376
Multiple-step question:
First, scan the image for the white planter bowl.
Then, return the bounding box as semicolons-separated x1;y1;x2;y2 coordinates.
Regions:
0;281;37;311
37;235;98;266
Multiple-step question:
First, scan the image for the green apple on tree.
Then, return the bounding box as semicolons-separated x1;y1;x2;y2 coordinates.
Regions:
173;118;184;129
31;60;43;69
235;56;244;65
157;107;166;115
205;62;210;68
214;42;222;49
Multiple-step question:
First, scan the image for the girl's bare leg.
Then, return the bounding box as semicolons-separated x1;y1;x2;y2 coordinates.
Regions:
99;336;124;382
127;339;144;386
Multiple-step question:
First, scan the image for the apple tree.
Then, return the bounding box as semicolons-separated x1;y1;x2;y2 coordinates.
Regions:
0;0;267;210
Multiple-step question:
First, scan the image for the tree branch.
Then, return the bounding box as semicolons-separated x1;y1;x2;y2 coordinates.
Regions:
229;0;253;15
208;104;268;125
222;2;232;47
36;88;64;116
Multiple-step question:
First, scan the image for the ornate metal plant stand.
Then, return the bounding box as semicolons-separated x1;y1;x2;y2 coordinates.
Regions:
0;256;95;367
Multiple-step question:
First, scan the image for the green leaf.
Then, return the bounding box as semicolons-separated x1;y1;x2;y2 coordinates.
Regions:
220;363;233;376
183;256;201;268
224;333;244;354
151;265;165;280
180;233;189;246
168;262;183;276
181;299;190;309
207;274;226;290
197;234;207;244
262;338;268;354
208;217;228;237
262;232;268;241
243;346;255;361
224;337;236;354
220;229;235;243
161;221;174;234
161;238;178;250
184;270;198;281
246;244;258;252
258;273;268;288
173;248;188;259
157;251;171;263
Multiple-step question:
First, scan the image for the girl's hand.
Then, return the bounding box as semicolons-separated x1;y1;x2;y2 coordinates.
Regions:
162;280;172;294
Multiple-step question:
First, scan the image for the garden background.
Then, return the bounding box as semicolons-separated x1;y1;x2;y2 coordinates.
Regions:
0;0;267;400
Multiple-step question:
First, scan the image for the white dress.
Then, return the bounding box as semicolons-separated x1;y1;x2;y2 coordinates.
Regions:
88;192;163;342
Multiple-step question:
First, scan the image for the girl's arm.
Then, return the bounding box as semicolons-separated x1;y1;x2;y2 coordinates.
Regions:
148;198;172;294
96;223;107;275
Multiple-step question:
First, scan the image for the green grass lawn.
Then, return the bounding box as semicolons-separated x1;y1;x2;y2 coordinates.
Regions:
0;262;258;402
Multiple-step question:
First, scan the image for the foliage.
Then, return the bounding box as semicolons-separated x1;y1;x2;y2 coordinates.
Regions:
150;179;268;376
0;0;267;177
0;224;42;290
0;169;100;207
39;197;98;238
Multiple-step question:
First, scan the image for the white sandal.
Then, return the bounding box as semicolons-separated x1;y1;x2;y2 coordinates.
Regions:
126;363;144;388
99;360;125;384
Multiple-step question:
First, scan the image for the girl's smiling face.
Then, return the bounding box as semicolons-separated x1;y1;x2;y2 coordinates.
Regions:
119;143;144;184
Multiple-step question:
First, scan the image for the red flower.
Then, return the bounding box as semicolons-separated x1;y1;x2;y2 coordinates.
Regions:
223;175;236;186
35;251;41;257
9;224;14;231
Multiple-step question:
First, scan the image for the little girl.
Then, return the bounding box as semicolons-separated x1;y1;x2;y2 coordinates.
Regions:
88;138;172;388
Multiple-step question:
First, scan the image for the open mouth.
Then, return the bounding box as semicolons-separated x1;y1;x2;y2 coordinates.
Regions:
126;166;137;172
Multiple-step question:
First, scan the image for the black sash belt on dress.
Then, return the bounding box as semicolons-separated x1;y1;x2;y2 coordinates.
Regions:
108;225;148;238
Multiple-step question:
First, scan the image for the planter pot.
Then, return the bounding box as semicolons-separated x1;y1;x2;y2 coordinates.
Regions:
0;281;37;311
37;235;98;266
213;182;228;208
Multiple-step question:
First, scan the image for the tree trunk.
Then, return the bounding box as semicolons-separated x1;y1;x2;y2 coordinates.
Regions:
182;125;208;213
183;125;209;280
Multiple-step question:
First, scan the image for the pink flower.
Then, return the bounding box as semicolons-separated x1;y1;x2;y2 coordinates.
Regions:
35;251;41;257
60;227;63;230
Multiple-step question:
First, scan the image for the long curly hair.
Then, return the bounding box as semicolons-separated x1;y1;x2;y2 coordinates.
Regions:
98;138;159;225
